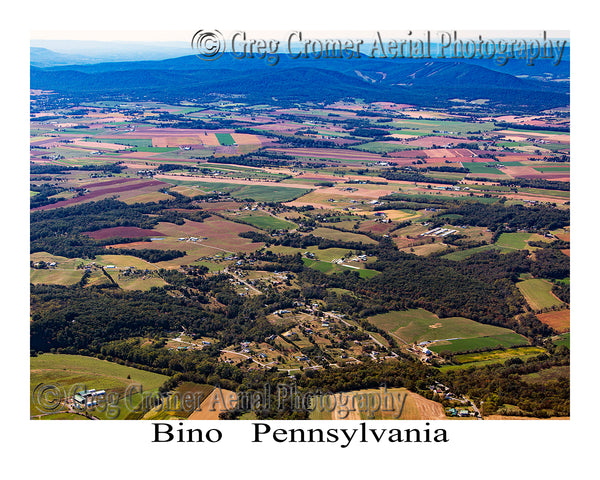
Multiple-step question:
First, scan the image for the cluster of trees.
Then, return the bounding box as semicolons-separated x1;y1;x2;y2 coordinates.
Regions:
494;122;569;133
552;283;570;303
30;281;282;353
439;203;570;231
470;176;569;191
442;349;570;417
239;230;378;254
30;183;69;209
30;197;213;260
30;163;125;175
377;170;456;185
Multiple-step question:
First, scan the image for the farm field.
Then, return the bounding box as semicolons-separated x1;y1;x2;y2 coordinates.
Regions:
30;354;168;419
390;119;497;135
187;387;238;420
553;333;570;349
536;309;570;333
142;382;217;420
439;346;547;371
101;216;265;267
234;212;297;231
303;258;379;278
269;245;355;262
429;333;529;353
462;162;504;175
521;365;569;384
495;232;540;250
311;227;378;244
30;65;571;422
517;279;564;310
30;268;83;286
442;244;513;260
367;308;523;346
309;387;446;420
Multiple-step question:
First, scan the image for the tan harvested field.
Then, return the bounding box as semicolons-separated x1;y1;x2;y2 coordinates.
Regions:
495;130;570;143
499;192;570;205
71;139;130;150
188;388;236;420
153;136;203;147
375;210;420;221
389;133;419;140
502;165;544;177
407;391;447;420
231;133;262;145
399;110;459;119
123;191;175;204
193;201;245;212
317;185;396;199
116;151;163;159
121;162;159;170
154;174;311;189
398;242;449;256
484;415;569;420
555;231;570;242
330;393;362;420
536;310;570;333
106;216;263;267
315;388;446;420
266;147;384;162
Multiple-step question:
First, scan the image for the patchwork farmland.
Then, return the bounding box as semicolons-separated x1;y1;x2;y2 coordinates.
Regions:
30;56;570;422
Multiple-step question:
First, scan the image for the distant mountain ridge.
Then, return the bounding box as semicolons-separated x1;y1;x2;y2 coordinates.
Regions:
30;52;569;112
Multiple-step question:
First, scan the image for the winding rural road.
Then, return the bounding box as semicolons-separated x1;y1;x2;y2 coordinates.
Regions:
224;267;263;295
325;312;386;348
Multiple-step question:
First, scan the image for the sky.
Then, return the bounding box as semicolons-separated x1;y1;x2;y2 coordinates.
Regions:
31;29;569;43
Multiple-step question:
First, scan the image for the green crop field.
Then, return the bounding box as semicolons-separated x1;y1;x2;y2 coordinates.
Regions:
30;354;168;419
302;258;378;278
502;127;569;136
462;162;504;175
105;138;153;148
215;133;236;146
495;232;534;250
311;227;378;245
452;346;544;364
553;333;570;348
438;346;545;371
269;245;354;262
368;308;520;345
237;212;296;231
517;279;564;310
164;179;311;202
352;142;415;153
230;185;311;202
429;333;530;354
30;268;84;286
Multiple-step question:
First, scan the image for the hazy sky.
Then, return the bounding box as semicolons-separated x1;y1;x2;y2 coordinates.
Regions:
31;30;569;42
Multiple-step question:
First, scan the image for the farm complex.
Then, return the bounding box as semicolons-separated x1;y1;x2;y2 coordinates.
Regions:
30;44;570;421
